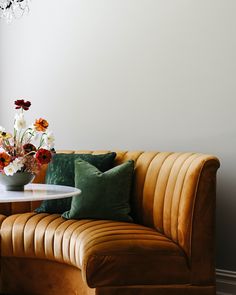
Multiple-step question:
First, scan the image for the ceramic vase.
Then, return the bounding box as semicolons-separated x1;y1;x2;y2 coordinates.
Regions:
0;172;35;191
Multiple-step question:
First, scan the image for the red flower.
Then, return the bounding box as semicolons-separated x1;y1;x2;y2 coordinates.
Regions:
0;152;11;168
15;99;31;111
23;143;37;154
35;149;52;165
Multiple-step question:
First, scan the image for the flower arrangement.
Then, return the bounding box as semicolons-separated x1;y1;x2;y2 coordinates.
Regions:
0;100;55;176
0;0;30;23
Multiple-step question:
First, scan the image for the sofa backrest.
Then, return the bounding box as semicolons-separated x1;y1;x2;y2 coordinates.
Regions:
114;150;220;285
47;150;219;264
114;151;219;260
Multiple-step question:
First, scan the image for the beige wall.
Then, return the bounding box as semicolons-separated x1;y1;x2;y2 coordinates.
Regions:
0;0;236;271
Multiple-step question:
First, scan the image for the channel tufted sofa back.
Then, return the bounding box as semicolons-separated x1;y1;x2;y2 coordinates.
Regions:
115;150;220;282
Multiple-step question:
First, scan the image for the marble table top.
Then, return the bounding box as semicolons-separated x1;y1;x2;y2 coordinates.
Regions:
0;183;81;203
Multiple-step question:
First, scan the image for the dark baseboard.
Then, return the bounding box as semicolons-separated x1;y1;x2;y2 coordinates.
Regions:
216;268;236;295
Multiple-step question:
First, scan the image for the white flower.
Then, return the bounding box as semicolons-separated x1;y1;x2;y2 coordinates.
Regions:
44;131;55;148
0;126;5;132
12;158;24;172
4;163;17;176
14;113;26;131
3;158;24;176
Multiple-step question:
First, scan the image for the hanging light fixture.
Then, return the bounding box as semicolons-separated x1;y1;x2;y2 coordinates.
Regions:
0;0;30;22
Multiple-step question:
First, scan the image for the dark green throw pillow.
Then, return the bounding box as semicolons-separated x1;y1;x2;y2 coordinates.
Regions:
62;159;134;222
35;152;116;214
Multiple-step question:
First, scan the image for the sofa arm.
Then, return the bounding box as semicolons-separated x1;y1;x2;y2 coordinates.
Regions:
190;159;220;284
130;152;220;285
174;156;220;258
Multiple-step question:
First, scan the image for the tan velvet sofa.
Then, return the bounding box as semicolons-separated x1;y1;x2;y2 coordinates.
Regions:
0;150;220;295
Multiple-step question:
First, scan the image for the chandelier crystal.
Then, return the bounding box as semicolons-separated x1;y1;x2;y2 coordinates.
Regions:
0;0;30;22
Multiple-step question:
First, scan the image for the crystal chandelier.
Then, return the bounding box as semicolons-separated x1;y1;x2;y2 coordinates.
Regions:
0;0;30;22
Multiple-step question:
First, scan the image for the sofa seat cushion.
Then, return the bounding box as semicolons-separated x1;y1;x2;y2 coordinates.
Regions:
1;213;190;287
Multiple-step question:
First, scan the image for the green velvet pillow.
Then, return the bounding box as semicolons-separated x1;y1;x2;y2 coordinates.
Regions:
62;159;134;222
35;152;116;214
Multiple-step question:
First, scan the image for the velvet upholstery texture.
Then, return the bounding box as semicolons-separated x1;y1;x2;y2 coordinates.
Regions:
62;159;134;222
35;152;116;214
0;150;220;295
1;213;189;287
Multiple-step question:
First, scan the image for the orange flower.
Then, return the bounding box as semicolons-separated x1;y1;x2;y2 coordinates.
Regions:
34;118;49;132
0;152;11;169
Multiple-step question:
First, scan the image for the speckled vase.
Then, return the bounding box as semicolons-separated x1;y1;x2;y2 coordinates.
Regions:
0;172;35;191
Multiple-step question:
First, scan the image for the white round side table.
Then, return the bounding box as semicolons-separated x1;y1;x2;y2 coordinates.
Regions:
0;183;81;203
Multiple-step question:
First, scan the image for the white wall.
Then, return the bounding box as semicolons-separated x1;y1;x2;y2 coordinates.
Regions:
0;0;236;271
